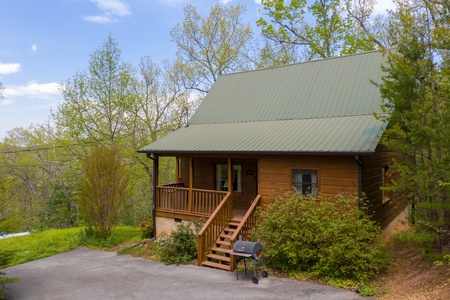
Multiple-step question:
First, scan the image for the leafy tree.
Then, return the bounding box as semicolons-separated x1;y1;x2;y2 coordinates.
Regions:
345;0;392;50
378;0;450;251
0;124;75;231
0;170;22;232
170;3;253;93
118;56;192;225
77;145;130;237
56;34;134;145
257;0;386;62
55;35;190;227
128;56;192;146
38;184;78;229
248;35;303;68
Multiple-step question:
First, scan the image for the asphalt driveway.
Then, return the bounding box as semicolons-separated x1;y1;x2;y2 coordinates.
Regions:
3;247;370;300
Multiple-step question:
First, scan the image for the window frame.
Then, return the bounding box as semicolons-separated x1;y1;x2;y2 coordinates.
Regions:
292;169;318;195
215;163;242;192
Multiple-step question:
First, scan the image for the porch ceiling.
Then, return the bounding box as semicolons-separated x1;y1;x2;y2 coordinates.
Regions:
138;115;387;156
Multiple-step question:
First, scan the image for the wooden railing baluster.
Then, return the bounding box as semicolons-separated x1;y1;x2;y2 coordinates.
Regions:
229;195;261;271
197;193;232;266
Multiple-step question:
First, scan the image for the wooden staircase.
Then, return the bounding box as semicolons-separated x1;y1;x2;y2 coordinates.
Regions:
198;195;261;271
200;218;241;271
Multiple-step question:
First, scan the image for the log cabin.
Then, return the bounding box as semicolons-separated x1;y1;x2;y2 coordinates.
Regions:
138;50;407;271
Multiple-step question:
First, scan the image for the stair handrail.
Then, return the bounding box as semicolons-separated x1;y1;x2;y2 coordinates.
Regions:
197;192;232;266
230;195;261;243
229;195;261;270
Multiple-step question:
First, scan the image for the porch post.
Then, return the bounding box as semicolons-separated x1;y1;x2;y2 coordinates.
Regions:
147;153;159;239
188;157;193;214
227;158;233;219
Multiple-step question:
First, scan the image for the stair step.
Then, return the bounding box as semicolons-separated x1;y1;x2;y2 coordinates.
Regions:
215;240;231;246
228;221;240;227
202;260;231;271
220;232;232;239
223;227;236;234
211;247;231;254
206;253;231;263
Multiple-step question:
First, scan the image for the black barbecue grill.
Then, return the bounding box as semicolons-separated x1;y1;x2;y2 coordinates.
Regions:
230;241;268;284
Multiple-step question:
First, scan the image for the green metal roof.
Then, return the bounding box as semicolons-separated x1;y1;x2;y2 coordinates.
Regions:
190;50;386;124
139;115;387;154
139;51;388;155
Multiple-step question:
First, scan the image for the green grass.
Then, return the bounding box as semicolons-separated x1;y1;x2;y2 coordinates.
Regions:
0;226;141;268
108;226;141;245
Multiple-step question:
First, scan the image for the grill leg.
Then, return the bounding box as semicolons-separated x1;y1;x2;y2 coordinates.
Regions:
236;257;248;280
244;258;247;275
261;258;268;278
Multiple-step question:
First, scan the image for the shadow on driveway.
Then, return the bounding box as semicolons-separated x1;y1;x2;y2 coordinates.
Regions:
4;247;370;300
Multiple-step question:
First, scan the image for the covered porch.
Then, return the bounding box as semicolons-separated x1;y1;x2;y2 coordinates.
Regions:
148;155;261;270
150;155;258;222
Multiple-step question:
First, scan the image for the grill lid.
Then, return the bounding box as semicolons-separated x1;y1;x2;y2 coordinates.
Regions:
233;241;262;254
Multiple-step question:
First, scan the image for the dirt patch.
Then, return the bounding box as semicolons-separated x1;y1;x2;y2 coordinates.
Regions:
375;235;450;299
116;240;158;260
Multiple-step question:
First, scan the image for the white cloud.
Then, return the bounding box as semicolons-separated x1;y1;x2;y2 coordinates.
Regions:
221;0;234;4
254;0;262;4
5;81;61;99
0;63;22;75
31;44;38;52
83;15;114;24
92;0;131;16
84;0;131;23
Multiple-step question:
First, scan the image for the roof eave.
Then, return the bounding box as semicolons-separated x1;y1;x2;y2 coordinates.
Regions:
137;149;376;156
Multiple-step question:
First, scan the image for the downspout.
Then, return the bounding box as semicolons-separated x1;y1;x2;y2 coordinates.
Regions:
147;153;158;239
354;155;363;209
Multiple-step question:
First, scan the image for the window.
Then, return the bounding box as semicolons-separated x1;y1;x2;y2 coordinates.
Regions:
381;166;392;203
215;164;242;192
293;170;318;195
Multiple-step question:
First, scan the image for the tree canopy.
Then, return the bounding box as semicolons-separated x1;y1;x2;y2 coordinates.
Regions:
257;0;387;61
170;3;253;93
378;0;450;251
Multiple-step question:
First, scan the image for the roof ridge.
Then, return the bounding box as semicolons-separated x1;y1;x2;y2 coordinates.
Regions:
218;50;385;77
191;113;382;125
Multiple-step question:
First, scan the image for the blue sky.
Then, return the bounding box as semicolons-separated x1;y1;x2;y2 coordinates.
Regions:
0;0;393;140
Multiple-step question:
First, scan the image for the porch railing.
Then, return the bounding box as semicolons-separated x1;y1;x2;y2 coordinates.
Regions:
197;192;233;266
156;185;228;216
229;195;261;270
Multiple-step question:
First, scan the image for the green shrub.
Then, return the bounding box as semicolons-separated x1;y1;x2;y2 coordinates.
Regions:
252;192;387;284
0;250;14;269
77;145;130;237
139;218;153;239
156;220;202;265
0;250;19;300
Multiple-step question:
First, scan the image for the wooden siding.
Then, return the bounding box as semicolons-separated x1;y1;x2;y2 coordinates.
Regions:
258;155;359;206
166;149;407;230
362;144;408;229
177;156;258;210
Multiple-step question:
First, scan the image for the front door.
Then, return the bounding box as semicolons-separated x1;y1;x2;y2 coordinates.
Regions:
215;159;258;210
